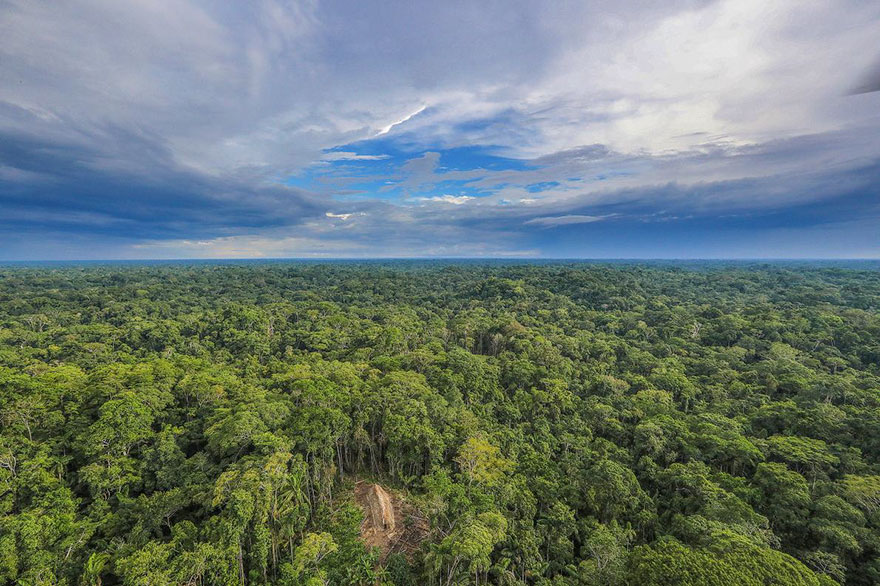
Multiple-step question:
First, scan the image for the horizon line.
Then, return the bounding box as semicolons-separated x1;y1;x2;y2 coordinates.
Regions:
2;257;880;264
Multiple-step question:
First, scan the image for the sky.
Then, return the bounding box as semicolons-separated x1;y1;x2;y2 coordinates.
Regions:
1;0;879;260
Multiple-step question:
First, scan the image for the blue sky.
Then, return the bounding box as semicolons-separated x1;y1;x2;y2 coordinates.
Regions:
0;0;879;259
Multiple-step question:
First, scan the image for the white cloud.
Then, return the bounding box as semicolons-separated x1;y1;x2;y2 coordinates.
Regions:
376;105;427;136
320;152;391;162
524;214;614;227
416;195;475;205
3;0;877;174
325;211;365;220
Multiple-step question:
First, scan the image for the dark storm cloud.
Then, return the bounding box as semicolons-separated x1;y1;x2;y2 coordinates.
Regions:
0;125;324;240
849;56;880;95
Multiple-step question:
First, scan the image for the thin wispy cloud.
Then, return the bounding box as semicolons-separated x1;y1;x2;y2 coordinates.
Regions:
415;195;475;205
320;152;392;162
525;215;615;227
376;105;427;136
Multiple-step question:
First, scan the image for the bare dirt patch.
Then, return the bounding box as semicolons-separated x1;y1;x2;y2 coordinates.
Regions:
354;480;429;562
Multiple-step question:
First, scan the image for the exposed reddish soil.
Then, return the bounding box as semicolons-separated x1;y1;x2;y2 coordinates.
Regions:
353;480;429;562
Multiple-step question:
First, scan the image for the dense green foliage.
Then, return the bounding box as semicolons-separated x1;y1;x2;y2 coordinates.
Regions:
2;261;880;585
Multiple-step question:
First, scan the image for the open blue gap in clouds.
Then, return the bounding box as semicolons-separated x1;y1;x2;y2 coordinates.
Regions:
288;134;534;201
